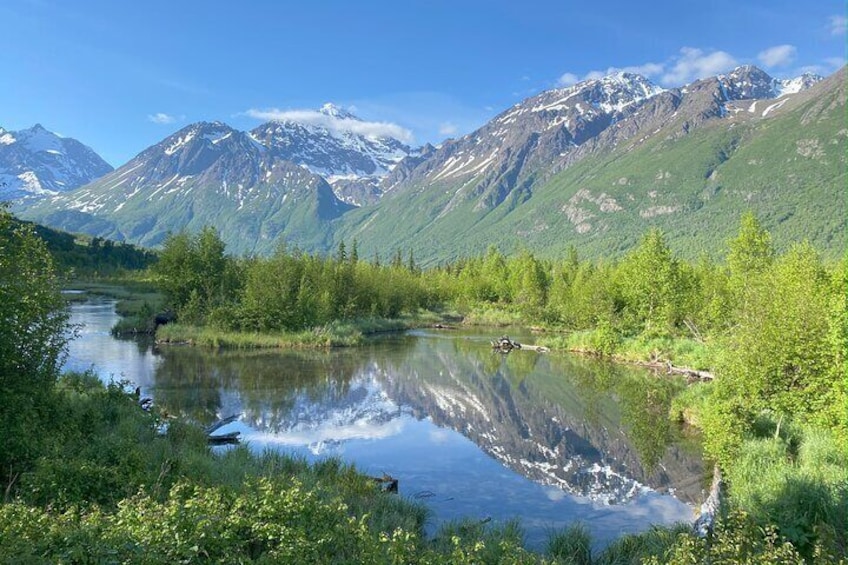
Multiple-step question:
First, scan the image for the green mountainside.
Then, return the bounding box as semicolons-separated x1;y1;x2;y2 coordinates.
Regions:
2;214;156;274
335;68;846;264
14;67;846;263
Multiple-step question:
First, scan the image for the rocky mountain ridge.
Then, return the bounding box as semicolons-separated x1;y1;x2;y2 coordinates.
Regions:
16;65;843;260
22;120;351;253
0;124;113;201
333;65;841;262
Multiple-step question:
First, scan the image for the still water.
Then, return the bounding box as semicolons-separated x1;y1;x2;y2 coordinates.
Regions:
66;298;705;549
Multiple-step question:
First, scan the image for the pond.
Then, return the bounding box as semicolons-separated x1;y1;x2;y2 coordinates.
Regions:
65;297;706;549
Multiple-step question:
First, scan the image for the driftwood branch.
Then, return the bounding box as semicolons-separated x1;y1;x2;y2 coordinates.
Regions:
683;318;705;344
665;362;715;381
206;415;241;445
205;415;239;435
207;431;241;445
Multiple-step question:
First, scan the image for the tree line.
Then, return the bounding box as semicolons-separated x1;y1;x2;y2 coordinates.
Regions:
157;213;846;442
2;202;845;562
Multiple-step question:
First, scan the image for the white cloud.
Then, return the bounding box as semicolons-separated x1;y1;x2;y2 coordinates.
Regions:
660;47;738;86
558;62;664;87
758;44;797;68
556;72;580;87
798;64;826;75
800;57;847;77
147;112;179;124
829;14;847;36
619;62;665;77
438;122;458;136
244;107;414;143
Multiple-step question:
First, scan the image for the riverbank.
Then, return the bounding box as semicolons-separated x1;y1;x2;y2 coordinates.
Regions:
64;279;166;336
155;310;452;349
83;285;848;562
0;372;699;563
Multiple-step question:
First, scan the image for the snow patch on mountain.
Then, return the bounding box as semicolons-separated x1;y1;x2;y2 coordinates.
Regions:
250;105;414;192
0;124;113;201
776;73;824;96
717;66;823;101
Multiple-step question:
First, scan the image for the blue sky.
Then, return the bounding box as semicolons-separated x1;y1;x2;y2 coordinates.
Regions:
1;0;845;166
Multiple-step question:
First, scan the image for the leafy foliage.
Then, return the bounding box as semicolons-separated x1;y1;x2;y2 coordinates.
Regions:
0;205;70;486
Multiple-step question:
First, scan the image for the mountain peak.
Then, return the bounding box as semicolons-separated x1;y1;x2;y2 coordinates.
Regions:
0;125;112;199
715;65;823;100
319;103;358;121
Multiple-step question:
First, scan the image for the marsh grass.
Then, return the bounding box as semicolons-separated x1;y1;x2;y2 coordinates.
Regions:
431;518;533;562
593;523;691;565
156;323;364;348
460;304;526;326
668;381;713;427
157;311;447;349
546;522;592;564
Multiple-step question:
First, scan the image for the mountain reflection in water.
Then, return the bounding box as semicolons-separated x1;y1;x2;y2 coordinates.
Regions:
68;300;706;549
153;329;705;502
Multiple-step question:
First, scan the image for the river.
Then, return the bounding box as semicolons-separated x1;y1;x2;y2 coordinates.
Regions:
66;297;706;549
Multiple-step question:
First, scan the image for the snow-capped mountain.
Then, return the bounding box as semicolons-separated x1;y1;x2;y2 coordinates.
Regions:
717;65;823;100
376;66;825;211
20;121;352;254
16;64;840;261
251;103;413;205
333;65;840;263
376;72;667;212
0;124;112;201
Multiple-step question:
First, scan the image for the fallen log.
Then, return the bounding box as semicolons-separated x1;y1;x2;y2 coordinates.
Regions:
665;362;714;381
205;415;241;445
207;431;240;445
519;344;550;353
491;336;548;353
205;415;239;435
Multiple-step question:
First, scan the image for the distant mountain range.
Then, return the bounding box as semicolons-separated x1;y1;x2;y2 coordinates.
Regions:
333;65;844;261
0;124;112;200
13;65;846;261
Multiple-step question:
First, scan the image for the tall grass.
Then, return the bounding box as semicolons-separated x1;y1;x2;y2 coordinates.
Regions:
725;424;848;559
594;524;690;564
546;522;592;564
156;323;365;348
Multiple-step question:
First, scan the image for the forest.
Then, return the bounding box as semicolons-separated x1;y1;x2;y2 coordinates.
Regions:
1;206;845;563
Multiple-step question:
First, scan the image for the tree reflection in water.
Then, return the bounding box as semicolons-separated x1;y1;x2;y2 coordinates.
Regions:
151;329;704;504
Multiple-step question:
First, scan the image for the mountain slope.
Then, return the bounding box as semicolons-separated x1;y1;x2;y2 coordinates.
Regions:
0;124;113;200
19;122;352;254
334;66;842;263
14;66;841;261
251;103;413;205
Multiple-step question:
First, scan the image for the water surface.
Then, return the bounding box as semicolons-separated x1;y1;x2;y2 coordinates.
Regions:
66;298;705;548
